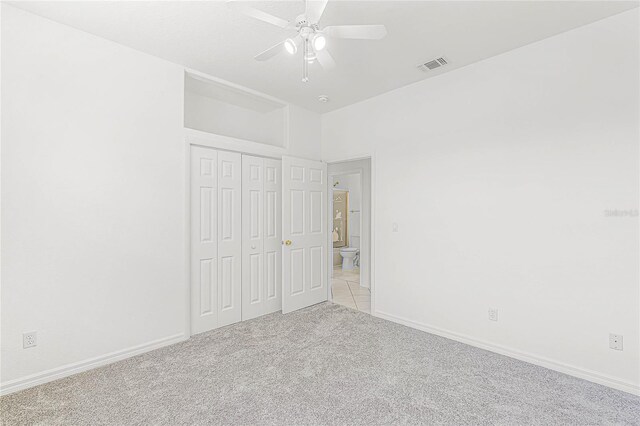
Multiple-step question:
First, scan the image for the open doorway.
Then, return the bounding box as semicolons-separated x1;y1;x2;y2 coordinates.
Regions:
328;159;371;314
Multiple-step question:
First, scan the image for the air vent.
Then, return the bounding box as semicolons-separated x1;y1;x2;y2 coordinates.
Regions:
417;57;448;72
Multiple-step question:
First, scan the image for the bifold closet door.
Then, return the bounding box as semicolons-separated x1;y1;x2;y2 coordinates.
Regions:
191;146;242;335
191;146;218;334
263;158;282;315
216;150;242;327
242;155;282;321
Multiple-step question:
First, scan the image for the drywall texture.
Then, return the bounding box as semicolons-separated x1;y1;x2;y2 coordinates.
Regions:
184;91;285;147
322;10;639;392
1;5;322;392
288;104;322;160
0;5;187;386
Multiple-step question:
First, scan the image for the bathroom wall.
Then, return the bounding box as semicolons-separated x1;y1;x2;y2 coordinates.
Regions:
329;160;372;289
333;173;361;250
333;174;360;269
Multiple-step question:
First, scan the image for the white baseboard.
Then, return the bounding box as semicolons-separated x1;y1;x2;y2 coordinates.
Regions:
373;310;640;396
0;333;187;396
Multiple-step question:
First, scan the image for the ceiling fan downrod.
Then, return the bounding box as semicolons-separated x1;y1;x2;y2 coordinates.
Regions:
302;38;310;83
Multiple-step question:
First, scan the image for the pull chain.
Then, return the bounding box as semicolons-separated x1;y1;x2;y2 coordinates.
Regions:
302;38;309;83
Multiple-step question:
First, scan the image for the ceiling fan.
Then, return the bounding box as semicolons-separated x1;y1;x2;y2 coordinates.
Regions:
227;0;387;82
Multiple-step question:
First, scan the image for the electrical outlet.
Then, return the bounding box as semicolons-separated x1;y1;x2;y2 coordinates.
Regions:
23;331;37;349
488;308;498;322
609;334;623;351
392;222;399;232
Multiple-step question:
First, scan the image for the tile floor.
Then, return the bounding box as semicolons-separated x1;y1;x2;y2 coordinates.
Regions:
331;266;370;314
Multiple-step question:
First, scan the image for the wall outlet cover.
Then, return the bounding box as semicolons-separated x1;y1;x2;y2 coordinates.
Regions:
609;333;623;351
23;331;37;349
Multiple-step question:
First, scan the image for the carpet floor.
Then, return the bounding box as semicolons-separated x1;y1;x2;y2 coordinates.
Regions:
1;303;639;425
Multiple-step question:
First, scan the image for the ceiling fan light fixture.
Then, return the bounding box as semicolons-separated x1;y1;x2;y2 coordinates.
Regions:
312;33;326;51
284;38;297;55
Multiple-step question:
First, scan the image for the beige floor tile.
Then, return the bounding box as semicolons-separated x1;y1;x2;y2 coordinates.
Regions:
336;272;360;282
331;268;369;313
355;303;370;312
353;296;371;309
350;289;369;298
332;290;351;299
353;295;370;303
348;283;370;295
333;268;360;278
332;292;353;300
332;282;350;292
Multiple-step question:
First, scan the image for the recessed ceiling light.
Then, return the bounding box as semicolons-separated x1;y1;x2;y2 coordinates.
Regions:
318;95;330;103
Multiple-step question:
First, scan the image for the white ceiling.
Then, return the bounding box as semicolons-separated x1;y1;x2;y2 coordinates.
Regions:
10;1;638;113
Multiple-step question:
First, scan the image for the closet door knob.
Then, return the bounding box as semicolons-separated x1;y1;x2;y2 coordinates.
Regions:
285;240;292;246
251;245;256;249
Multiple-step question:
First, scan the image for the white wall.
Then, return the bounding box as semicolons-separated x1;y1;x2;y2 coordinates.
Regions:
0;4;186;390
0;5;322;394
184;92;284;147
288;104;322;160
322;10;639;394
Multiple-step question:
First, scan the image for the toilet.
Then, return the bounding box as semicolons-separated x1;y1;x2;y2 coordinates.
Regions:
339;247;359;270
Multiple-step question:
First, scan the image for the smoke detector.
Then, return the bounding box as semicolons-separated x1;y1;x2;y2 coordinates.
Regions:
318;95;330;103
417;57;448;72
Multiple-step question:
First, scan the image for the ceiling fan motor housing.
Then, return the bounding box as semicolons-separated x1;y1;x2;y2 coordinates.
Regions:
296;15;319;40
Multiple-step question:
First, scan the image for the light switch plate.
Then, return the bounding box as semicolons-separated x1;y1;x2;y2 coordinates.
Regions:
488;308;498;322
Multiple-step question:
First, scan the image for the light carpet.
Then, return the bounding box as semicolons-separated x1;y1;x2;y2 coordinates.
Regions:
1;303;639;425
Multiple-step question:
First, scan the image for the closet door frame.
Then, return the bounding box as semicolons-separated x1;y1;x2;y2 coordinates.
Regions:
185;130;287;337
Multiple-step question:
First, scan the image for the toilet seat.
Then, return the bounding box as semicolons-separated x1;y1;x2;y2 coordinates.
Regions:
340;247;358;253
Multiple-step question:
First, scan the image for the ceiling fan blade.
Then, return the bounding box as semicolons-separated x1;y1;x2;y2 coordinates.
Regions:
227;0;290;29
254;40;286;61
316;48;336;70
306;0;329;24
323;25;387;40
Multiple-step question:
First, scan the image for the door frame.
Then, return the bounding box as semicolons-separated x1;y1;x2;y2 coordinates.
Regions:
325;155;376;316
184;129;289;338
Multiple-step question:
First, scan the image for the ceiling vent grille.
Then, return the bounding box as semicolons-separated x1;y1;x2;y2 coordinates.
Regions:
418;57;448;72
